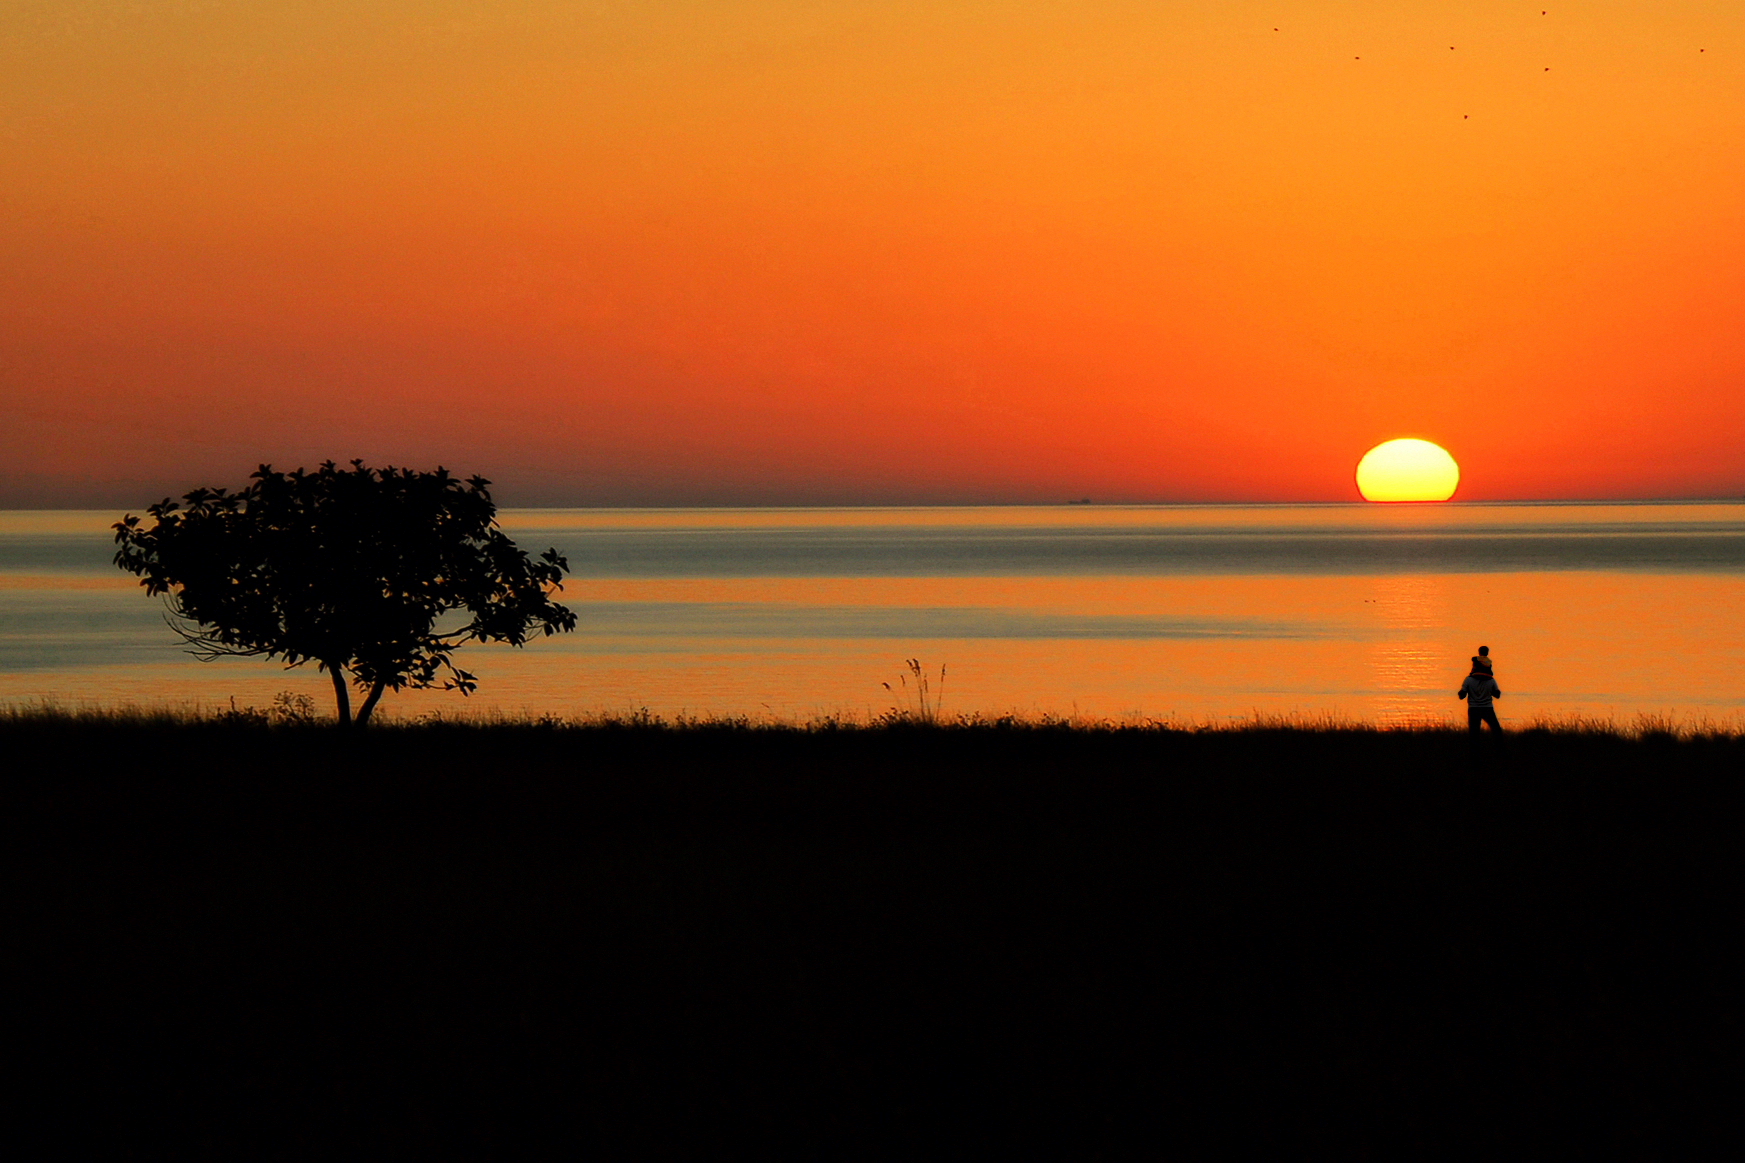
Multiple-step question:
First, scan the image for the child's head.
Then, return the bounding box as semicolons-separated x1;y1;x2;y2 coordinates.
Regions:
1478;645;1490;657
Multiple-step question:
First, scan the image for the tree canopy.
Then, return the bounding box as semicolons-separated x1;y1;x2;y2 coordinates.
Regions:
114;461;576;724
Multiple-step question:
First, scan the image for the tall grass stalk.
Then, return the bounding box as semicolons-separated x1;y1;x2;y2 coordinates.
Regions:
881;658;946;724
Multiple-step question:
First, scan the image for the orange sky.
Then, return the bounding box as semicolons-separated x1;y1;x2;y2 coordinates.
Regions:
4;1;1743;505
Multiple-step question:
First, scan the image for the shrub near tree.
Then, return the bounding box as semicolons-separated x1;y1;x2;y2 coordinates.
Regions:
114;461;576;724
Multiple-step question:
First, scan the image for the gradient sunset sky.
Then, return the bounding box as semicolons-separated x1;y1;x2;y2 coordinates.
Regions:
4;2;1742;506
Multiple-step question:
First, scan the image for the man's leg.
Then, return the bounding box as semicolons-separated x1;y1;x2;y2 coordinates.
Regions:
1481;707;1502;733
1468;708;1484;735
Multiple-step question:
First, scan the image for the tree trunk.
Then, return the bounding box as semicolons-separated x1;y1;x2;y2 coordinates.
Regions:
356;681;387;725
329;664;352;726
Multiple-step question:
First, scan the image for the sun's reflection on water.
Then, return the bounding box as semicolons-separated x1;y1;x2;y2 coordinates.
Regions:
1366;576;1451;726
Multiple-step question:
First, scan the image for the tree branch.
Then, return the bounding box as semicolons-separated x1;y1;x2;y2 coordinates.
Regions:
355;681;388;725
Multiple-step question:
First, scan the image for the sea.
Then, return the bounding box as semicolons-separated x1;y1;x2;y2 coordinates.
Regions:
4;503;1743;727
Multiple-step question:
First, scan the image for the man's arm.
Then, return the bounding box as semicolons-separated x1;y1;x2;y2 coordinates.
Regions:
1457;684;1468;700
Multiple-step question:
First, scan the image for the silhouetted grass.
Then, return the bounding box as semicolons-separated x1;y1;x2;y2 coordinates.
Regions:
5;710;1739;1153
9;699;1745;738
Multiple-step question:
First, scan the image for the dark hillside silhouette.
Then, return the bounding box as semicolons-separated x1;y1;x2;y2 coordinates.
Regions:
4;716;1739;1153
112;461;575;723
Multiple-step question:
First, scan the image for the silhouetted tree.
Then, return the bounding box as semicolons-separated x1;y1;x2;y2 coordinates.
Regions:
114;461;576;725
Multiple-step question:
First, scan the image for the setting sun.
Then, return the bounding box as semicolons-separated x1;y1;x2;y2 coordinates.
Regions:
1356;439;1460;502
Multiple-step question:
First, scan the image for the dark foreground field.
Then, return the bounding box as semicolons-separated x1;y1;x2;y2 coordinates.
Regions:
5;716;1740;1155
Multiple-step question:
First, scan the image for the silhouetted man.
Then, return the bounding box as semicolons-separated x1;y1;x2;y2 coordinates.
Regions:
1458;658;1502;734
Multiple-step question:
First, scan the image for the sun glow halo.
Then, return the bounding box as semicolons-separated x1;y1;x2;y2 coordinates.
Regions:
1355;439;1460;502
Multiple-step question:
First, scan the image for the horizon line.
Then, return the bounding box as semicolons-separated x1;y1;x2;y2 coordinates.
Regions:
6;495;1745;515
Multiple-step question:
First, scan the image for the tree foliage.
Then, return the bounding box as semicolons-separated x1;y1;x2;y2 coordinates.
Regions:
114;461;576;724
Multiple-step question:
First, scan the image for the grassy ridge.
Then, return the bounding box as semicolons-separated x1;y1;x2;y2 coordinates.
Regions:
6;716;1740;1153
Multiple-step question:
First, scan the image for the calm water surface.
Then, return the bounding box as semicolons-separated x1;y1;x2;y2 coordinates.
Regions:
3;503;1743;725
